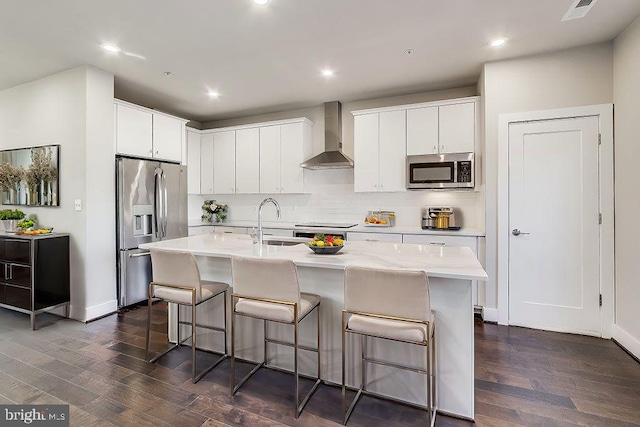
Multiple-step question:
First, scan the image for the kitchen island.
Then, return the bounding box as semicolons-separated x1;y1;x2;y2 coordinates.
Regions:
140;233;487;420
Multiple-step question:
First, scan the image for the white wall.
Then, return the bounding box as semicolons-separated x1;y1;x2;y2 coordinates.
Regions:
0;66;116;321
613;17;640;357
197;87;484;229
482;43;613;310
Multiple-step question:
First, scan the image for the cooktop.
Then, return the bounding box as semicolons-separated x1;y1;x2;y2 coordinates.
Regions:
295;222;358;229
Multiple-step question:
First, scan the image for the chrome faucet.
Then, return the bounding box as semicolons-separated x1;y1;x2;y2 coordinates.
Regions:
256;198;281;245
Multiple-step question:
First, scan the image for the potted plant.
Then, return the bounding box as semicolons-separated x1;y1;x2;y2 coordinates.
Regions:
0;208;26;232
201;200;228;223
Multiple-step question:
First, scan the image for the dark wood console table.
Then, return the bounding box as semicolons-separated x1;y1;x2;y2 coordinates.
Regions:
0;233;70;329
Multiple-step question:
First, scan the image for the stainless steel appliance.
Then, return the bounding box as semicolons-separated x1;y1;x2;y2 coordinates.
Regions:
406;153;474;189
116;157;187;308
421;207;460;230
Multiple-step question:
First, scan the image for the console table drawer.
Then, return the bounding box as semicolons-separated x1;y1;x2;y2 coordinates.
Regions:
4;284;31;310
6;264;31;288
5;239;31;264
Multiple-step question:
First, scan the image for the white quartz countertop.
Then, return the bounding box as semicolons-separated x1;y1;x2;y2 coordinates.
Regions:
140;233;488;281
188;219;485;237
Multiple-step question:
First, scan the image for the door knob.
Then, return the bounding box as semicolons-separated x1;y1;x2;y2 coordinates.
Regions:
512;229;530;236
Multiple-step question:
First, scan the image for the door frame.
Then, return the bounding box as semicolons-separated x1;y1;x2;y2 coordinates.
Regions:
497;104;614;338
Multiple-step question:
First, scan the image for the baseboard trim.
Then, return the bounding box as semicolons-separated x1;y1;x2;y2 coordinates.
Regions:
70;299;118;322
483;308;498;323
612;324;640;360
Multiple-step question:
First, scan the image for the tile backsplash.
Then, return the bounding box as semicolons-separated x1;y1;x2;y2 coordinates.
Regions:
189;169;485;229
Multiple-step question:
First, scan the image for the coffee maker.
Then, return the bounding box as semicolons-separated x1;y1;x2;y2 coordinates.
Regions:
421;207;460;230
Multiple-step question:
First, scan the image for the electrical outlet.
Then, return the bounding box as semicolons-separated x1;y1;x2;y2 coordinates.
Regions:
74;199;82;212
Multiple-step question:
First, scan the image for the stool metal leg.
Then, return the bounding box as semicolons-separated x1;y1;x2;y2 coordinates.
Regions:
191;290;196;383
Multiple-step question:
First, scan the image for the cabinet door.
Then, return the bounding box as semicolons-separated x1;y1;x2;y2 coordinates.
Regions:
186;130;201;194
280;122;305;193
5;284;30;310
402;234;477;254
213;130;236;194
347;232;403;243
407;107;438;155
200;133;215;194
353;113;379;192
235;128;260;194
7;264;31;288
5;240;30;264
115;103;153;158
152;113;183;162
378;110;406;192
439;102;475;154
259;126;281;193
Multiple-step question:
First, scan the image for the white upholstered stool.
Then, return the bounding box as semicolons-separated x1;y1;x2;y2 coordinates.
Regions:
342;266;436;426
145;248;229;383
230;256;322;418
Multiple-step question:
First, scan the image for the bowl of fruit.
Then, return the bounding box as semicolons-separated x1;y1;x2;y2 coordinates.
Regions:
308;234;344;255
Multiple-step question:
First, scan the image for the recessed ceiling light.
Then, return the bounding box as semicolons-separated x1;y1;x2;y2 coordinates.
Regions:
404;49;414;55
207;91;220;98
489;37;508;48
163;71;173;77
321;69;334;77
254;0;269;4
101;43;121;54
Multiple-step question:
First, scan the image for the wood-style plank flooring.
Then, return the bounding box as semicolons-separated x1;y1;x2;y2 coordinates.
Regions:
0;304;638;426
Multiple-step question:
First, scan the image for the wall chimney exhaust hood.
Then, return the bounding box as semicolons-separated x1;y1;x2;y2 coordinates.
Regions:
300;101;354;169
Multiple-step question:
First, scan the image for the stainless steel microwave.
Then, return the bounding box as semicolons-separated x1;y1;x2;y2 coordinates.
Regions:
406;153;474;189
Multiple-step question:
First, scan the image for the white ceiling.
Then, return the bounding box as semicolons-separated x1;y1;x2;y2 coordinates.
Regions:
1;0;640;122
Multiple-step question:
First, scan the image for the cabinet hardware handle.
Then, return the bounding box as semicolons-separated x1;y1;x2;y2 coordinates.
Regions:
429;242;446;246
441;145;444;149
9;264;13;279
365;239;379;242
512;229;530;236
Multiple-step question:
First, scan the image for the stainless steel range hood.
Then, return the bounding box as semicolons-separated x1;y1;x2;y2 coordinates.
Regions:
300;101;354;169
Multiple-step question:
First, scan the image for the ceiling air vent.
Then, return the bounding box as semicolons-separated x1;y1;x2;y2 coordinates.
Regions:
562;0;598;21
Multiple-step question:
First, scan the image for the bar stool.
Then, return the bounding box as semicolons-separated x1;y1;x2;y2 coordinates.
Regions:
230;256;321;418
341;266;436;426
145;248;229;383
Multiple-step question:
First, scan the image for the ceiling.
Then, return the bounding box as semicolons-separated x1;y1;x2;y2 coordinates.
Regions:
1;1;640;123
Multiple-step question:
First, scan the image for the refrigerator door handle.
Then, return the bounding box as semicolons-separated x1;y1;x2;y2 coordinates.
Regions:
129;251;151;258
154;168;162;239
162;170;168;238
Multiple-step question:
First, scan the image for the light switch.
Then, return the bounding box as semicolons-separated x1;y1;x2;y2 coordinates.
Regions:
74;199;82;211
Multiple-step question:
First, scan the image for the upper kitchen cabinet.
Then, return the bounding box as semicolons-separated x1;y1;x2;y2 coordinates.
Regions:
406;97;479;155
211;128;260;195
114;100;187;163
260;119;312;194
353;110;406;192
186;129;201;194
200;133;214;194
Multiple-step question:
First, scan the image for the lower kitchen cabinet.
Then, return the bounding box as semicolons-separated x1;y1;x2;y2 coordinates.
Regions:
347;231;403;243
0;234;70;330
402;234;484;310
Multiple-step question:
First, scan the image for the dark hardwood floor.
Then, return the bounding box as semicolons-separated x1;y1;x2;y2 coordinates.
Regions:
0;304;638;426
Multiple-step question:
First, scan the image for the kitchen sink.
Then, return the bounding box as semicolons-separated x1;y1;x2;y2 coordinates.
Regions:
264;240;304;247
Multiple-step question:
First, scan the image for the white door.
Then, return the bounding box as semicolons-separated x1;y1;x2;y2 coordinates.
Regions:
115;103;153;158
235;128;260;194
280;122;304;193
406;107;438;155
186;130;201;194
353;113;379;192
200;133;214;194
439;102;475;154
378;110;406;192
213;130;236;194
259;126;281;193
509;116;601;336
152;113;183;162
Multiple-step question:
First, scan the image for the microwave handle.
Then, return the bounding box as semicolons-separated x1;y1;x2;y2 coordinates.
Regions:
453;161;458;183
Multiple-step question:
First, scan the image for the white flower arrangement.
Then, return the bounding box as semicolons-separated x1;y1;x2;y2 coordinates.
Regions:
201;200;228;223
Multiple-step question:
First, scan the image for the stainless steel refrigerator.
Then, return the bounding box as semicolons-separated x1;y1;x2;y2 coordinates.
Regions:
116;156;187;308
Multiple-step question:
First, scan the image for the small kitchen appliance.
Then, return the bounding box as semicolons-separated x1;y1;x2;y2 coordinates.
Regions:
421;207;460;230
407;153;474;189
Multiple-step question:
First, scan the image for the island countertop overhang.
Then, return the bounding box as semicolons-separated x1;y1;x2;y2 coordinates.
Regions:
140;233;488;281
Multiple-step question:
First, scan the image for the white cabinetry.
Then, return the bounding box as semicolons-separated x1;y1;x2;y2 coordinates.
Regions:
353;110;406;193
235;128;260;194
200;133;214;194
438;102;475;154
186;129;201;194
212;130;236;194
406;99;477;156
115;100;187;163
402;234;483;307
212;129;260;195
347;232;403;243
260;120;311;194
